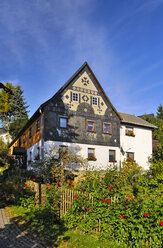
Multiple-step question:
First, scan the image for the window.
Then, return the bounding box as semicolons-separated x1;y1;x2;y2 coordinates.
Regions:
125;127;135;136
36;119;40;132
72;92;79;102
126;152;134;160
29;127;32;138
92;97;98;106
60;117;67;128
88;148;95;157
87;121;96;132
109;150;116;162
103;123;112;134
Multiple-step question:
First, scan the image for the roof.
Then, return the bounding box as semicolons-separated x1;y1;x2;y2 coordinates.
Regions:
9;62;122;147
119;112;157;129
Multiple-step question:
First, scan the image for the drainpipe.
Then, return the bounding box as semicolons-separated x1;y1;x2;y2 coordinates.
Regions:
39;108;44;159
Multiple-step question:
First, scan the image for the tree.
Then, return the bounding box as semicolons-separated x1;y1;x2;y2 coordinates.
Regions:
156;104;163;120
0;83;14;138
31;145;87;183
0;137;8;167
0;83;29;139
9;85;29;139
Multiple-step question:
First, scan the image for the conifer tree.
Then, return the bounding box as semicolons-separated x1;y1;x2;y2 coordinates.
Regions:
9;85;29;139
0;82;14;141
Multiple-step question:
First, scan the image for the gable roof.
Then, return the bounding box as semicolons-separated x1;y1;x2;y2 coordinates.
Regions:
40;62;122;119
9;62;121;147
119;112;157;129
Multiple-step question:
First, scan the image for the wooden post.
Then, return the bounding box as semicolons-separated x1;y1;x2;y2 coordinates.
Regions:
39;182;42;204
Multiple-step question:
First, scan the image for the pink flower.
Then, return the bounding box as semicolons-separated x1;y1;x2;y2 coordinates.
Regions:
48;186;51;190
109;186;112;191
121;215;125;219
87;207;90;211
33;178;36;181
58;182;62;185
15;183;18;187
69;180;73;185
102;199;105;203
24;185;28;188
144;213;148;217
107;200;110;204
160;221;163;226
82;190;85;193
74;195;78;199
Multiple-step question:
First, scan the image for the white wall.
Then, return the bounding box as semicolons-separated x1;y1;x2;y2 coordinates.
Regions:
27;140;42;170
120;125;152;170
27;140;120;171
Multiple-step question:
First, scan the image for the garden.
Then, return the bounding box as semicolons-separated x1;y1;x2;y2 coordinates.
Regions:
0;145;163;248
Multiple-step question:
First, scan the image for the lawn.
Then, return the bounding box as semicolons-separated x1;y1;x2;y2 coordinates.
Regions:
6;205;118;248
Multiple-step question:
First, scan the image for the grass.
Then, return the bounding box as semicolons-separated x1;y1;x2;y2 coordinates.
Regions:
6;205;118;248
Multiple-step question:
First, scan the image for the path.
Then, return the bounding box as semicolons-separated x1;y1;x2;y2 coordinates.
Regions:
0;208;44;248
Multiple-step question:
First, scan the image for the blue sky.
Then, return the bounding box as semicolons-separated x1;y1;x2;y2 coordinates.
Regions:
0;0;163;118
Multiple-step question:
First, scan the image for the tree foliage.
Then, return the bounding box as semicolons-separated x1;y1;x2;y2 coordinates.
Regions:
0;137;8;166
0;82;29;139
142;105;163;162
0;83;15;132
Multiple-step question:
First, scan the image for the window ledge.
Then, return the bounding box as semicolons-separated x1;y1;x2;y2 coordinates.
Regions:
109;160;117;163
125;133;135;137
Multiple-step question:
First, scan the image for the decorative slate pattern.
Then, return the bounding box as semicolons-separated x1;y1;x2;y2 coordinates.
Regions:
72;86;99;95
82;95;89;102
81;76;89;86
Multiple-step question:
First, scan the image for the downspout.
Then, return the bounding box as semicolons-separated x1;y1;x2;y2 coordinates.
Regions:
39;108;44;159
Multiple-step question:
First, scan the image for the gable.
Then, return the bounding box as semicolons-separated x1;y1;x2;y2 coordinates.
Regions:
62;70;107;115
60;63;120;118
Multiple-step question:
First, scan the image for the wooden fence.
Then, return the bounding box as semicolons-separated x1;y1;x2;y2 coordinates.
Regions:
27;181;153;244
28;181;118;217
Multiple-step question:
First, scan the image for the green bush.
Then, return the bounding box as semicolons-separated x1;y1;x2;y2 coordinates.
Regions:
64;162;163;247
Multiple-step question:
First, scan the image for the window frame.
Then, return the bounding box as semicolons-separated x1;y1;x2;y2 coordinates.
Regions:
125;126;134;133
88;148;95;157
59;117;68;128
109;150;116;162
126;152;134;160
103;122;112;134
72;92;79;102
87;120;96;132
92;96;98;106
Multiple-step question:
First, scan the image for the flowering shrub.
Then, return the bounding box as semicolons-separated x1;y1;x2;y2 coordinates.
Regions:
64;163;163;248
64;190;163;247
126;131;135;137
87;155;97;161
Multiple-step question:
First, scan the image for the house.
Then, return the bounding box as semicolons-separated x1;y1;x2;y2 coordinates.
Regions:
8;62;156;170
